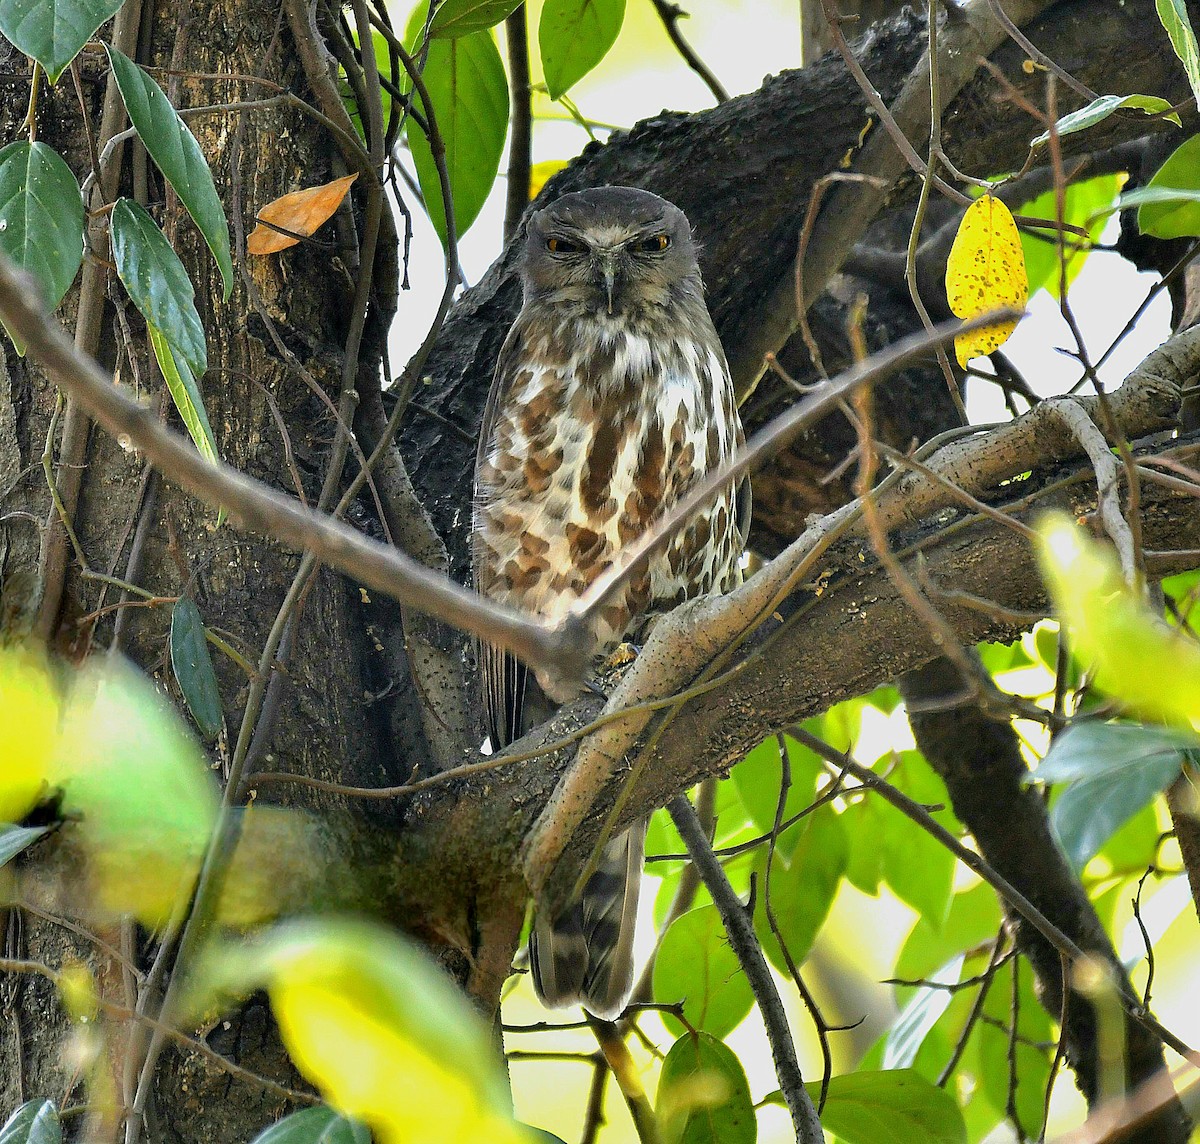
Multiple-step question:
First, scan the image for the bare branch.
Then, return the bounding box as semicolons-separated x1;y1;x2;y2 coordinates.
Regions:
1052;400;1137;580
0;255;585;686
648;0;729;104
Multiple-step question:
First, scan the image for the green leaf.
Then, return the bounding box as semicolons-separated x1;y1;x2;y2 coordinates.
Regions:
0;823;50;868
105;47;233;299
894;885;1001;1006
844;794;886;894
878;752;957;930
1019;174;1120;300
647;782;753;893
55;657;219;927
538;0;625;100
0;0;123;82
657;1033;756;1144
146;324;220;470
0;646;61;823
1039;517;1200;725
880;803;954;932
170;597;223;741
654;904;754;1040
646;804;688;874
805;1070;966;1144
882;955;963;1071
757;805;847;973
1156;0;1200;107
730;734;821;845
810;698;866;752
249;1107;371;1144
110;198;207;377
1082;181;1200;235
1098;799;1161;876
0;141;84;313
651;846;755;930
858;1020;955;1091
977;638;1032;674
404;12;508;244
0;1100;62;1144
1137;133;1200;238
112;198;223;508
430;0;523;37
864;684;902;713
1030;94;1180;148
1163;568;1200;612
1051;753;1180;869
1032;721;1198;785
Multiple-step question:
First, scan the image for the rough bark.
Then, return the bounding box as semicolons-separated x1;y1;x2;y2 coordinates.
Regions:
2;1;409;1138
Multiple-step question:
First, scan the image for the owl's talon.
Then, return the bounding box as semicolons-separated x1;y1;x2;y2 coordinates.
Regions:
587;641;641;694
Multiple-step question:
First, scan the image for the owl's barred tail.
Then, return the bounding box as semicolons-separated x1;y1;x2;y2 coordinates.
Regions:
529;821;645;1021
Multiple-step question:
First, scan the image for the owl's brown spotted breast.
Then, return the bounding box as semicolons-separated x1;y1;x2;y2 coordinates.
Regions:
474;309;745;704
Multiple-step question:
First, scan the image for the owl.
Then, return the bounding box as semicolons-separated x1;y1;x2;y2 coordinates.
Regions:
472;186;749;1019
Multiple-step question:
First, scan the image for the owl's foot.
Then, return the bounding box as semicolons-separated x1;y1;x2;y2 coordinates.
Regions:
586;641;641;696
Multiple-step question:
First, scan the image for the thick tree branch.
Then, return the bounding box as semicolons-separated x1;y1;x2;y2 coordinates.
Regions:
521;329;1194;901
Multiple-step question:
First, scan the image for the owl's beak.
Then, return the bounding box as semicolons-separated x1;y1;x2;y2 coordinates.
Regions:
598;253;618;314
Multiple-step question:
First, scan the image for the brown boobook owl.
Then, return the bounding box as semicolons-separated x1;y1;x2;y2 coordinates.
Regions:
472;186;749;1019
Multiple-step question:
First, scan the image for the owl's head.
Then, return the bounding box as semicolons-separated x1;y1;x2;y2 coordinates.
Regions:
521;186;701;318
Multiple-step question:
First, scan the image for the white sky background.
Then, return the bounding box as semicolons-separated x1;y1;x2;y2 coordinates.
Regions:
382;2;1178;1139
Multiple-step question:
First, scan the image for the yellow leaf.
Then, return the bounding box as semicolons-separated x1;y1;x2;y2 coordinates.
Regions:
248;173;359;255
528;159;567;202
196;919;535;1144
945;194;1028;367
275;983;527;1144
0;646;60;822
1038;514;1200;727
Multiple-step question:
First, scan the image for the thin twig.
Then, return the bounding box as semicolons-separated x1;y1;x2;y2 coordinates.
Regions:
580;1054;610;1144
504;6;533;239
937;931;1007;1086
648;0;728;103
985;0;1098;103
587;1018;662;1144
668;795;823;1144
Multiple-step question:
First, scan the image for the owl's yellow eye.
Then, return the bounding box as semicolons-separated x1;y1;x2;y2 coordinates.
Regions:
547;236;584;254
635;234;670;253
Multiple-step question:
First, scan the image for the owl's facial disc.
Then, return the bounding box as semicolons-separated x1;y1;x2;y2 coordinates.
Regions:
540;227;673;315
